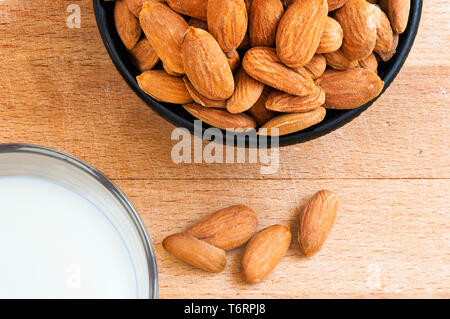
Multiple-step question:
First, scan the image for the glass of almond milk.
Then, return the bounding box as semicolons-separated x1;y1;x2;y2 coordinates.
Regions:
0;144;158;299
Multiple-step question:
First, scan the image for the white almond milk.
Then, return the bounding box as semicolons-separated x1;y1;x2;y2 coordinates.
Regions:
0;177;138;298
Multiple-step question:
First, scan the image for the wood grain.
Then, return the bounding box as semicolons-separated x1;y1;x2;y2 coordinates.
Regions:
0;0;448;298
118;179;450;298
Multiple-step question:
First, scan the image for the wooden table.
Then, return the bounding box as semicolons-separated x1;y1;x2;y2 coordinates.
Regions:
0;0;448;298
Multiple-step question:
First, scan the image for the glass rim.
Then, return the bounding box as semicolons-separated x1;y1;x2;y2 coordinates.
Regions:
0;143;158;299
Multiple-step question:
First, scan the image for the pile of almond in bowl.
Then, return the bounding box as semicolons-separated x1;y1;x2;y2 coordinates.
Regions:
111;0;410;136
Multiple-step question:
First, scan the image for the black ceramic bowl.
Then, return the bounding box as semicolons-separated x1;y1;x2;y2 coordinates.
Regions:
94;0;422;147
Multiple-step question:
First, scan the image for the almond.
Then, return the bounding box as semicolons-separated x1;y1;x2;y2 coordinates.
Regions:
129;37;159;72
226;68;265;114
281;0;295;8
372;4;394;54
247;87;277;126
125;0;165;17
188;205;258;251
183;77;226;108
238;32;252;51
259;107;326;136
266;86;325;113
140;2;188;74
163;233;227;273
166;0;208;21
163;63;184;77
298;190;338;256
334;0;377;60
183;103;257;131
379;0;410;34
114;0;142;50
303;54;327;79
241;225;291;284
358;53;378;73
316;16;343;54
245;0;253;14
316;68;384;109
377;33;398;62
188;18;208;30
249;0;284;47
242;47;314;97
137;70;193;104
181;27;235;100
225;49;241;73
125;0;144;17
324;49;358;70
125;0;161;17
276;0;328;67
207;0;248;53
327;0;348;11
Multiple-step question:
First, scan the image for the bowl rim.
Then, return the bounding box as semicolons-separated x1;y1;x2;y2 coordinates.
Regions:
93;0;423;147
0;143;159;299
